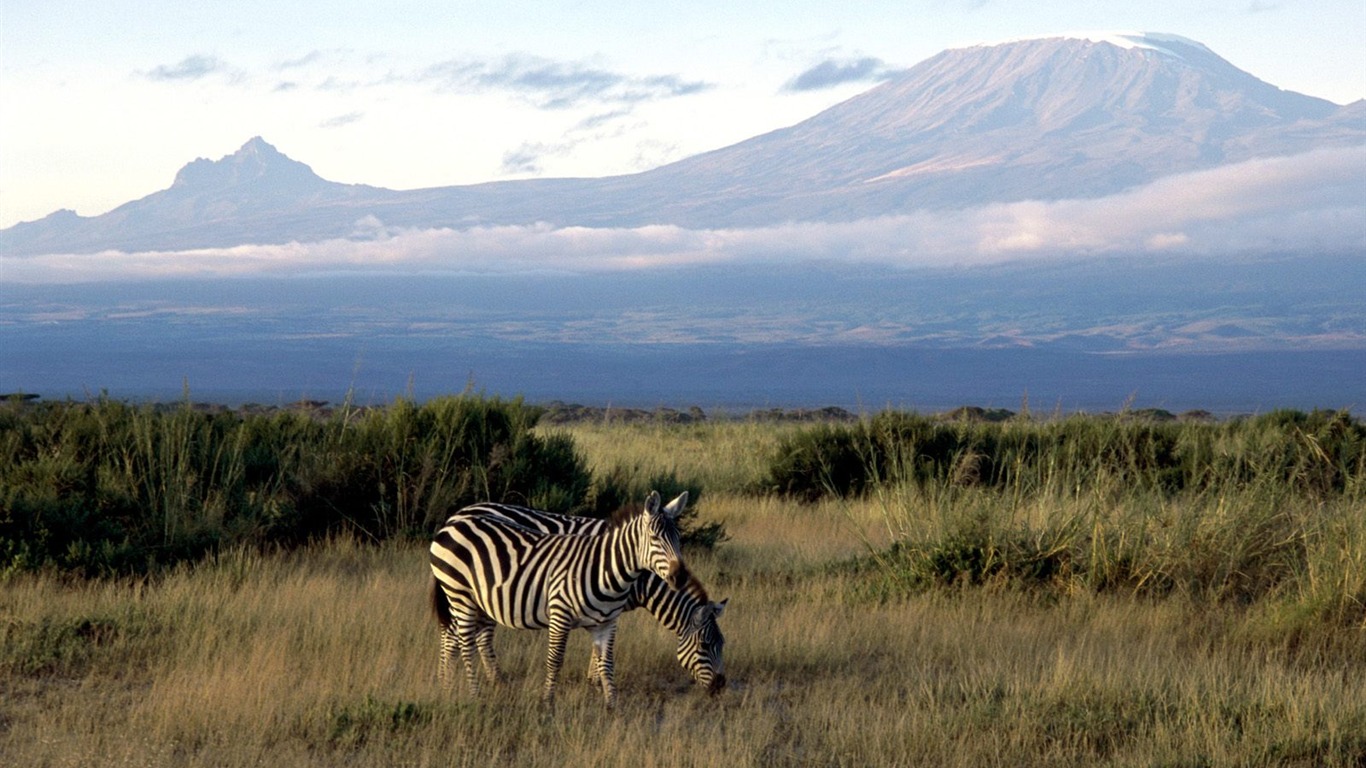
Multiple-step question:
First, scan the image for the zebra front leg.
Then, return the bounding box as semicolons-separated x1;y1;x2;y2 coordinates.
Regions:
542;617;572;707
585;642;602;687
588;621;619;708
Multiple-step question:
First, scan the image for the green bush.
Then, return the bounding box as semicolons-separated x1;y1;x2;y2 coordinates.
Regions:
0;395;593;575
582;463;725;549
761;422;883;501
764;409;1365;502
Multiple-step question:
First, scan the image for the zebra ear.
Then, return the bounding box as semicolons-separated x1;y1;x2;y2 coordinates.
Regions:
712;598;727;619
691;602;717;628
663;492;688;520
644;491;662;516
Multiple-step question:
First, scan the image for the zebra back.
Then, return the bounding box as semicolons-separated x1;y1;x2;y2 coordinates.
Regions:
449;502;605;536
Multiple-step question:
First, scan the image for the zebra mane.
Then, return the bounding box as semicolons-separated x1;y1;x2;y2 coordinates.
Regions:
678;571;710;603
606;503;642;530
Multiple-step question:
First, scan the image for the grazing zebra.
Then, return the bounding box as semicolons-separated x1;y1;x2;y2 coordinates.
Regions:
429;491;690;706
437;500;727;694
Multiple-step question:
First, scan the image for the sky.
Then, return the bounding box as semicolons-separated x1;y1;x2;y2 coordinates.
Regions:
3;0;1365;232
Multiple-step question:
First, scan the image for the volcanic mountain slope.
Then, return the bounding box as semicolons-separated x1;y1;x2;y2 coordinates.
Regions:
3;32;1363;256
626;32;1360;224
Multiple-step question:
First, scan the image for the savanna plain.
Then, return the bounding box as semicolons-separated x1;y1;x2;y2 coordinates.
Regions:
2;397;1364;766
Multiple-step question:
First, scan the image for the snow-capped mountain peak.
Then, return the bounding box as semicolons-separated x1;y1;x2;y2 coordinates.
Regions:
978;31;1215;59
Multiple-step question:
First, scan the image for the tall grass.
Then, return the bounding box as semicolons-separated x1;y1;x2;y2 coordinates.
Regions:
0;395;591;574
553;418;806;496
762;410;1366;628
3;535;1363;766
553;410;1366;623
765;409;1365;501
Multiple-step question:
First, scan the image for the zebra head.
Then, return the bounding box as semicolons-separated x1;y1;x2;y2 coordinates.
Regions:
638;490;689;590
678;597;727;694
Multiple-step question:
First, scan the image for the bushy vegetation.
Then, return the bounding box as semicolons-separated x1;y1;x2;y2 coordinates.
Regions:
762;409;1366;623
0;395;593;575
764;409;1365;501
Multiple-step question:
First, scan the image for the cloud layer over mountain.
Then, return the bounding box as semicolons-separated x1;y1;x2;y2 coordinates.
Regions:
6;145;1361;283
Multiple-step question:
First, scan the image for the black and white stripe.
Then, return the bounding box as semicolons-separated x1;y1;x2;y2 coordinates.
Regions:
438;500;727;694
429;491;690;706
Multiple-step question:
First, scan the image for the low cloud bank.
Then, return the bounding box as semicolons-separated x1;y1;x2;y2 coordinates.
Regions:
5;146;1363;283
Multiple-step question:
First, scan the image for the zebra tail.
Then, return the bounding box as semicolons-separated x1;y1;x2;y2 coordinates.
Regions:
430;574;453;631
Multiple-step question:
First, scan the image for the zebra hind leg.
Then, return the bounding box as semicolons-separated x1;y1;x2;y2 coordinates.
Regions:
472;618;507;684
588;621;619;708
438;623;460;693
453;614;488;695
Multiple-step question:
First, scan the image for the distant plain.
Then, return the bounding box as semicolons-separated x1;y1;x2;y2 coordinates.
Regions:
4;258;1363;414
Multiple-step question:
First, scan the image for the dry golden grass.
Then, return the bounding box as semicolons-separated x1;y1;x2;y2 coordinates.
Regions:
4;498;1364;766
548;419;806;494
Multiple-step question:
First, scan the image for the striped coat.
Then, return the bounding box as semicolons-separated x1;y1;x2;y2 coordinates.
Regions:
429;491;689;706
438;500;727;693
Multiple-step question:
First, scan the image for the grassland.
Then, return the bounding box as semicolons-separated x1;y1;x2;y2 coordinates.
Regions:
2;405;1364;766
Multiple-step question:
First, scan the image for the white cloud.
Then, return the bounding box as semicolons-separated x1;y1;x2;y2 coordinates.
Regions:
4;146;1362;283
414;54;712;109
319;111;364;129
143;54;239;82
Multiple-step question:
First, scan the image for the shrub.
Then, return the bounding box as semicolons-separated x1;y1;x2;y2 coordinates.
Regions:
764;409;1366;502
0;395;593;574
582;463;725;549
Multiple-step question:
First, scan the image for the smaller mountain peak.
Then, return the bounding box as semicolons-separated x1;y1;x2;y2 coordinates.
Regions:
171;137;325;191
226;136;297;169
239;135;278;154
236;136;310;165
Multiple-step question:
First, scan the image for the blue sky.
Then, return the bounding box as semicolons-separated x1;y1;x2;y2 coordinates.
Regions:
2;0;1364;230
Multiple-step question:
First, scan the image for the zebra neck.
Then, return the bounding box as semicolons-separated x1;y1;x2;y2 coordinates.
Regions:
581;514;653;588
632;575;701;633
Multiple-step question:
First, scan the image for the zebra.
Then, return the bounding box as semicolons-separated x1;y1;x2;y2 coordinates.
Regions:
436;500;727;694
429;491;691;706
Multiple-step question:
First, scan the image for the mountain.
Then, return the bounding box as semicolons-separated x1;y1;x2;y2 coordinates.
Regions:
4;33;1363;257
624;33;1359;223
2;138;386;255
